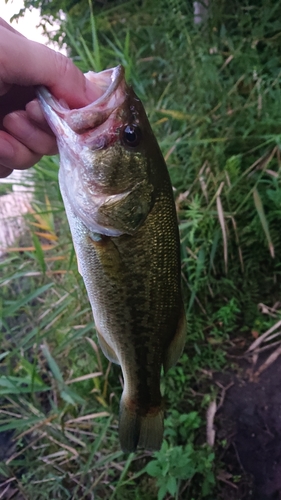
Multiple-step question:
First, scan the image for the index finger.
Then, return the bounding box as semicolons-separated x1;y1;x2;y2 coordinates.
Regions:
0;17;25;36
0;25;98;108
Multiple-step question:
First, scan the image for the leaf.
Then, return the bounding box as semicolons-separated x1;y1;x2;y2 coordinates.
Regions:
41;344;85;405
202;471;215;496
0;352;9;361
60;389;77;405
146;460;162;478
187;247;205;312
34;232;58;241
158;483;168;500
41;343;64;383
253;187;275;258
0;375;49;395
19;357;46;386
88;0;102;71
3;283;53;317
60;387;85;405
32;233;46;274
251;330;259;339
34;162;58;181
0;417;42;432
167;476;177;496
158;109;199;120
216;193;228;273
209;228;220;272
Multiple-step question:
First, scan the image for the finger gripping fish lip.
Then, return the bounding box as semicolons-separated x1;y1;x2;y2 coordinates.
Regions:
36;65;127;134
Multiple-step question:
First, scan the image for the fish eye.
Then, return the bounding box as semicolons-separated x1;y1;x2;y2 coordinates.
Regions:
122;125;141;147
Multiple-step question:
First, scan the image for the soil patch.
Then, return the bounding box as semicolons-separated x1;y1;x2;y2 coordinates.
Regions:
217;351;281;499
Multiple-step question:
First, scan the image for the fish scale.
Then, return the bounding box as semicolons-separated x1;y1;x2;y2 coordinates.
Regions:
37;65;186;452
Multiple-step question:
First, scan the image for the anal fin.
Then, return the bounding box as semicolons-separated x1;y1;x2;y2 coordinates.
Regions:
163;305;186;373
96;330;120;365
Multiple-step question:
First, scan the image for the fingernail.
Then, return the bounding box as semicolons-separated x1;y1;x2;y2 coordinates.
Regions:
0;138;14;159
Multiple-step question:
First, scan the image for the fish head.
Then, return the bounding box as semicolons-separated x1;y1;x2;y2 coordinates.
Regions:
37;65;158;236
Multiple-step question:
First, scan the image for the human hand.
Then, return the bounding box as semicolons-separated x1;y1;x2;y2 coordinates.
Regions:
0;18;98;178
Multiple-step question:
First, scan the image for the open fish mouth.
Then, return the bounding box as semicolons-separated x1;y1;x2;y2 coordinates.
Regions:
37;65;127;136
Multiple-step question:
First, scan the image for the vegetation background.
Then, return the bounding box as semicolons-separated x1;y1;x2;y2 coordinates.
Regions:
1;0;281;498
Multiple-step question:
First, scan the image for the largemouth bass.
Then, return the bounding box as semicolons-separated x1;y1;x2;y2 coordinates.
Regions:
37;66;186;452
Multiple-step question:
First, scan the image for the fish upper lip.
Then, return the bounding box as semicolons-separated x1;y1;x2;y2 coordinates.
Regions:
37;65;126;133
83;65;125;108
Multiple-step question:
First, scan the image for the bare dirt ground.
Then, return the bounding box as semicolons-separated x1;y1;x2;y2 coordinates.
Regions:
217;350;281;500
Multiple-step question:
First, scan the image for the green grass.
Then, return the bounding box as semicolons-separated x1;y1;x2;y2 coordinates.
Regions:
2;0;281;498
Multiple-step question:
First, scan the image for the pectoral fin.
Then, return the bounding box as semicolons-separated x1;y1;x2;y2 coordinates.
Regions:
163;305;186;373
96;330;120;365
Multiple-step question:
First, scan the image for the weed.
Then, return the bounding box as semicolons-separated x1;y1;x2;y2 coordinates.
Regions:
146;440;215;500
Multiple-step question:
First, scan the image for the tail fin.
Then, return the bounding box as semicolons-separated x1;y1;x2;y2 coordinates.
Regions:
119;397;164;453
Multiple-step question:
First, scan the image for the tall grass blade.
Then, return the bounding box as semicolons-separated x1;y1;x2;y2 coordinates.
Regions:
3;283;53;317
32;233;46;274
188;247;205;313
41;343;64;383
88;0;102;71
253;187;275;258
216;195;228;274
